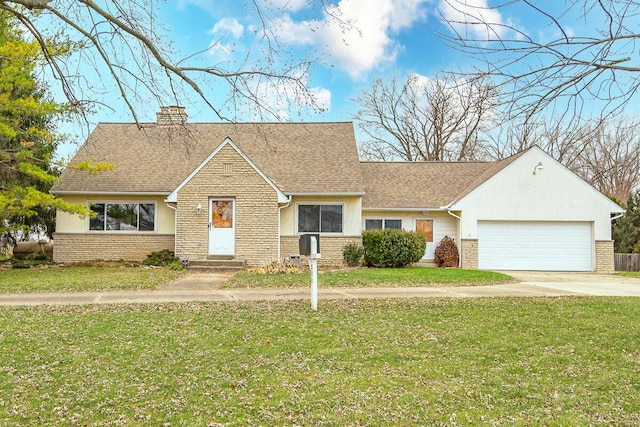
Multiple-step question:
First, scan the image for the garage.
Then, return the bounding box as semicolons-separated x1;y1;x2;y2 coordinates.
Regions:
477;221;593;271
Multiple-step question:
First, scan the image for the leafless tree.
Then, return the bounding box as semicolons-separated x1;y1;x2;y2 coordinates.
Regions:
0;0;330;123
573;117;640;202
437;0;640;121
354;72;499;161
489;113;640;200
486;115;596;168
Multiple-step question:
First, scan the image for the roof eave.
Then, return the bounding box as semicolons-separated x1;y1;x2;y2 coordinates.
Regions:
287;192;366;197
51;190;171;196
362;206;448;212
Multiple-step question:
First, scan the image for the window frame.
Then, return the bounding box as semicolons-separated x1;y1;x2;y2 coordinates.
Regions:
87;201;157;233
296;202;345;234
364;218;403;230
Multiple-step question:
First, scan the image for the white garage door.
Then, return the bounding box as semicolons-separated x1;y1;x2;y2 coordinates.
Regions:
477;221;593;271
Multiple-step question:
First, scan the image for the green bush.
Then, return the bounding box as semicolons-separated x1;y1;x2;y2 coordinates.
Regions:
343;242;365;267
143;249;179;267
11;251;53;269
362;229;426;268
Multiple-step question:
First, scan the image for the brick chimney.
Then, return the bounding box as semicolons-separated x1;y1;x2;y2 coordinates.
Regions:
156;106;188;125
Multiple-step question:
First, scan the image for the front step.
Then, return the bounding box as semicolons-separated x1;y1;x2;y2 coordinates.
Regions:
187;258;246;272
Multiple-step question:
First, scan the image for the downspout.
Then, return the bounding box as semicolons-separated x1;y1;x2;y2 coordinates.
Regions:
277;196;292;261
166;202;178;257
446;209;463;268
611;212;624;221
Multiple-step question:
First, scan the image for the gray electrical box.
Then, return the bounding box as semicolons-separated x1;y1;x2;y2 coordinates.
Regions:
298;234;320;255
289;255;301;267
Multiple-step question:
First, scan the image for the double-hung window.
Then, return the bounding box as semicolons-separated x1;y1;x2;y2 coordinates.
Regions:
365;219;402;230
298;204;343;233
89;202;156;231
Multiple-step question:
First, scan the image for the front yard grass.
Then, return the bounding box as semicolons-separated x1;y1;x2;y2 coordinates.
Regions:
1;298;639;425
0;266;184;293
617;271;640;277
0;265;512;293
224;267;513;289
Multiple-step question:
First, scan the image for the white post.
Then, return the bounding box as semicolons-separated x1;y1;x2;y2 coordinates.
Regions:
308;236;320;311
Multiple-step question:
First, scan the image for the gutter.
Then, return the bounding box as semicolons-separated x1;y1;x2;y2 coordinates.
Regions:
611;212;624;221
446;209;463;268
165;201;178;256
277;196;292;260
286;192;366;197
52;191;171;196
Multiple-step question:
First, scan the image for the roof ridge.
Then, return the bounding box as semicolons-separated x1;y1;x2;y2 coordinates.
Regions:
359;160;494;164
96;120;354;125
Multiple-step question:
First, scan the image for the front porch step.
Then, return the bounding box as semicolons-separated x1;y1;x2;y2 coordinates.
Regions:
187;258;246;272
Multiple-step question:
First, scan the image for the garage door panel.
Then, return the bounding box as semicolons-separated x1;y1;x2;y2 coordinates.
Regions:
478;221;592;271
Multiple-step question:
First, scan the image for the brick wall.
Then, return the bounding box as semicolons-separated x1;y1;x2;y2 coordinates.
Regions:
175;144;281;266
460;238;478;269
52;233;175;263
595;240;615;273
281;235;362;268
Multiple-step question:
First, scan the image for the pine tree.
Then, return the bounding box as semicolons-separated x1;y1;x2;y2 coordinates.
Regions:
0;11;86;238
613;191;640;253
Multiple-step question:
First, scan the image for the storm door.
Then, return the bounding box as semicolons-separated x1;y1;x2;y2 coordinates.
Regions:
208;199;235;256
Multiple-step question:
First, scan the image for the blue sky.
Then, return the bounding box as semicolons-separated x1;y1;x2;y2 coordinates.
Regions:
53;0;637;159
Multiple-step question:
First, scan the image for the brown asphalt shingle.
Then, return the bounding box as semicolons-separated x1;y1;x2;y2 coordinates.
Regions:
51;122;364;194
52;120;527;209
360;161;495;209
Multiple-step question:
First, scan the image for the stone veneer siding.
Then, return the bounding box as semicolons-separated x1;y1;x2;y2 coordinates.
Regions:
281;235;362;268
460;238;478;269
52;233;175;263
595;240;615;274
175;144;281;266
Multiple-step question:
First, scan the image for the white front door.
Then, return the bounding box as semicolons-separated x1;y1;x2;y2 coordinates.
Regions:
416;219;435;259
208;199;235;256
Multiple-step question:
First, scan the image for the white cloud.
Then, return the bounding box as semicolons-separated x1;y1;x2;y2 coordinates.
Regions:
237;73;332;121
268;0;429;80
438;0;506;40
210;17;244;38
310;86;332;113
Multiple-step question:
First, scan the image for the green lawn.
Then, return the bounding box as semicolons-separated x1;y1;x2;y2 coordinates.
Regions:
1;298;639;425
224;267;513;289
617;271;640;277
0;266;511;293
0;266;184;293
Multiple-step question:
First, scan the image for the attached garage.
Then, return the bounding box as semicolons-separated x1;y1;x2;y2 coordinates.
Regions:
477;221;593;271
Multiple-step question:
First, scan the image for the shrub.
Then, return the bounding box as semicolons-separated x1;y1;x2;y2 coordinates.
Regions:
11;251;53;269
343;242;365;267
434;236;459;267
362;229;426;268
143;249;178;267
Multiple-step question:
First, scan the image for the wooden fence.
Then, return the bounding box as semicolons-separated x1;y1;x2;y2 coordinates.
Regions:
614;253;640;272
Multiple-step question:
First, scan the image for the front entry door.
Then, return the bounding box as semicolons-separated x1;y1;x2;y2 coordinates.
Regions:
415;219;434;259
208;199;235;256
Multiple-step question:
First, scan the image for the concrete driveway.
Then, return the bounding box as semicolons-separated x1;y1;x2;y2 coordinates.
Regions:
501;271;640;296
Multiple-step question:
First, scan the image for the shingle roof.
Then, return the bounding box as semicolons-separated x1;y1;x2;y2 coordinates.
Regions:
51;122;364;194
360;161;495;209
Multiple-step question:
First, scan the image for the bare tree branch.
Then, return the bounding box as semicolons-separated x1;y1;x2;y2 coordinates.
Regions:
438;0;640;120
0;0;327;124
353;73;498;161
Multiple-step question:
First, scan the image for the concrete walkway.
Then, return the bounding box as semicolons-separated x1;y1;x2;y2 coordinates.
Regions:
0;271;639;306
